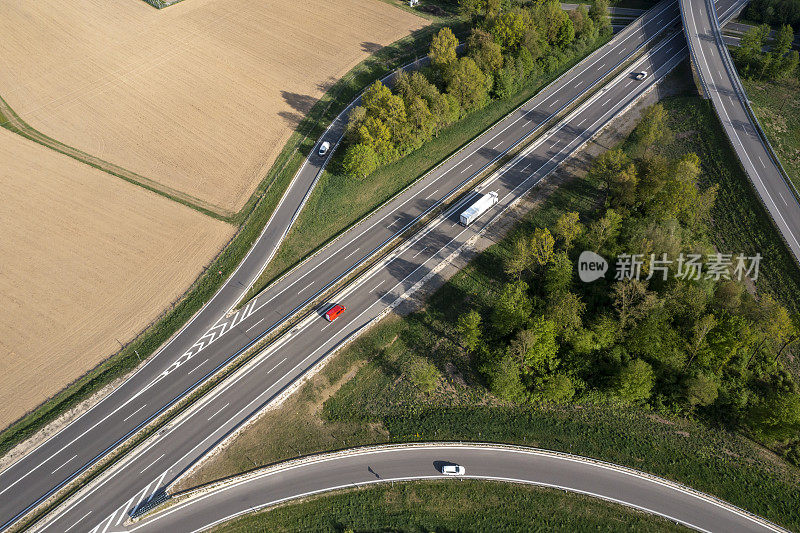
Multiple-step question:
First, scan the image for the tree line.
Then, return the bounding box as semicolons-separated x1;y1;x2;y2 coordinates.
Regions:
456;104;800;463
341;0;612;180
733;23;799;80
745;0;800;30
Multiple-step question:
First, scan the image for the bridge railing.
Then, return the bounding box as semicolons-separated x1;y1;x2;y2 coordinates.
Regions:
705;0;800;202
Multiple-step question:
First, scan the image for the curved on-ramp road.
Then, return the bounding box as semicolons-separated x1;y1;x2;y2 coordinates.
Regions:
0;2;686;528
127;444;787;533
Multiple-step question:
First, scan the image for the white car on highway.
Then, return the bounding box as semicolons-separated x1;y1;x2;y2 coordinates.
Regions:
635;70;648;80
318;141;330;156
441;464;465;476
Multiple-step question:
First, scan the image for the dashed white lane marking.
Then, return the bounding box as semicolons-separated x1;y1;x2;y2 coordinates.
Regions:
342;248;360;261
461;163;474;173
521;163;531;171
298;281;315;293
373;280;385;292
51;454;76;475
64;511;91;532
207;403;229;422
602;98;613;107
574;80;583;89
493;141;503;149
780;192;788;205
266;358;287;374
425;189;439;200
576;117;588;126
246;318;265;332
758;155;766;168
122;404;147;422
187;358;208;375
139;454;165;474
412;246;428;258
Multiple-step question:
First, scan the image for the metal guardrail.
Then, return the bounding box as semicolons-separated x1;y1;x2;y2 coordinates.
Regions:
680;0;800;265
705;0;800;203
246;0;678;310
17;13;673;532
150;442;787;533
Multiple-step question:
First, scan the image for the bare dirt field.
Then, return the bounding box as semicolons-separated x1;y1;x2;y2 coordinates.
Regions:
0;0;424;216
0;129;235;428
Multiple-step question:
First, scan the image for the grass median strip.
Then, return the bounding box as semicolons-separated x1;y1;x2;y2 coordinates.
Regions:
7;26;647;529
741;77;800;195
247;33;613;299
211;480;687;533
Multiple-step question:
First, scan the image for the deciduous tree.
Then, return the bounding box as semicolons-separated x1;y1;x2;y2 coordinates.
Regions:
553;211;583;250
546;291;586;334
429;27;459;72
747;390;800;441
584;208;622;253
614;359;655;402
685;373;719;407
489;353;527;401
446;57;490;114
544;251;573;293
489;8;532;52
492;280;533;335
530;227;555;267
511;317;560;375
612;278;657;330
457;309;483;352
505;237;532;278
536;373;575;403
341;143;379;179
633;104;671;153
468;29;504;75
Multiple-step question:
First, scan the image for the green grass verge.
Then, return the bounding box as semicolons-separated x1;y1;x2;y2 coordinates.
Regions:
657;95;800;310
247;35;610;299
0;17;460;461
213;480;687;532
181;93;800;530
741;76;800;195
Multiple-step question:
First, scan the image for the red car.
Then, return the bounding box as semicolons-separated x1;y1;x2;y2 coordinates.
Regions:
324;304;346;322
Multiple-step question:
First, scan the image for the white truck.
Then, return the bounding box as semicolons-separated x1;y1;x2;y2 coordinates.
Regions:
459;191;498;226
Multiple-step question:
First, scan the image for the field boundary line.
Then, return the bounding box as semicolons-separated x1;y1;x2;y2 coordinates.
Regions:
0;21;455;480
12;22;661;530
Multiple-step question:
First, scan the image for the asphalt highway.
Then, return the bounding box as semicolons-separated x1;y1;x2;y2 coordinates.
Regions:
127;445;785;533
34;16;754;533
0;2;690;529
681;0;800;263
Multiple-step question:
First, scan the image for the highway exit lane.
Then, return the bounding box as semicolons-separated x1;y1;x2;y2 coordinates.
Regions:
38;30;703;533
0;3;687;529
129;445;784;533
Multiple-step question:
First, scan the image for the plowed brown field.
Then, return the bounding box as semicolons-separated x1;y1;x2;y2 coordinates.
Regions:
0;0;424;215
0;129;235;428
